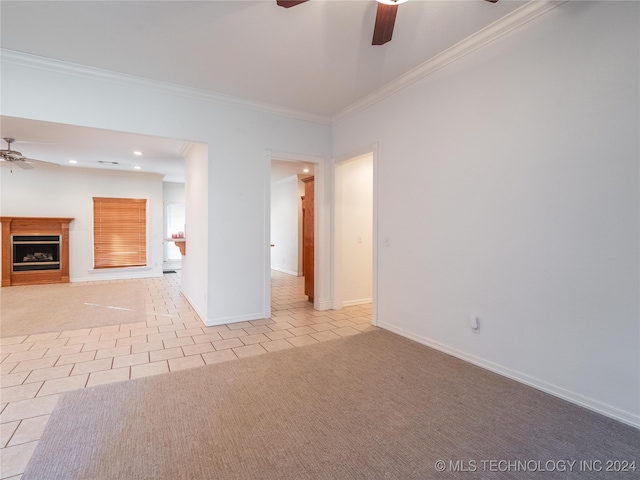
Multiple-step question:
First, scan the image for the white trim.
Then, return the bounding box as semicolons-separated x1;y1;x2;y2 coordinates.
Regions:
315;298;333;311
341;298;373;308
264;151;273;320
332;0;567;124
371;143;379;327
271;266;300;277
204;311;266;327
269;150;325;164
73;266;157;283
1;49;331;127
378;321;640;429
180;289;207;325
87;266;152;274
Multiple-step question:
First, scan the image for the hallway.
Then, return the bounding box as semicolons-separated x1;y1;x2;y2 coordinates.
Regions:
270;270;373;343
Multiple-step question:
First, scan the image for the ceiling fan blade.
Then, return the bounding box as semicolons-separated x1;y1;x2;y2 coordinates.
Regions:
11;140;60;145
485;0;499;3
372;3;398;46
24;157;59;167
13;160;34;170
276;0;309;7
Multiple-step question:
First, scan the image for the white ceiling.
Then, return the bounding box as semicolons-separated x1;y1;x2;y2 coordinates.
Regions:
0;116;192;183
0;0;527;181
271;159;315;183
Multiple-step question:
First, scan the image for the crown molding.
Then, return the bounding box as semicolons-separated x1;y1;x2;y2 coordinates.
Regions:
266;149;324;164
1;1;565;129
0;49;332;127
332;0;567;124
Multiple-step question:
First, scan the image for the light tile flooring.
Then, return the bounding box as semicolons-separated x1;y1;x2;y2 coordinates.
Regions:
0;271;374;479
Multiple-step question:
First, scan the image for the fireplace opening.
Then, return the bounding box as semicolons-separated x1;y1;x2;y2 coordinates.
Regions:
12;235;61;272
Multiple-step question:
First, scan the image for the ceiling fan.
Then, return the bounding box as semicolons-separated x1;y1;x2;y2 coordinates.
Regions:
277;0;499;46
0;137;57;171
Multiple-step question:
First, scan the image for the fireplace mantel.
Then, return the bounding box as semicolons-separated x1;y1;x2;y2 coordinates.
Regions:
1;217;74;286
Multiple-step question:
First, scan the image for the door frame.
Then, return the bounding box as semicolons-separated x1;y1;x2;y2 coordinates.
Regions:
264;150;328;319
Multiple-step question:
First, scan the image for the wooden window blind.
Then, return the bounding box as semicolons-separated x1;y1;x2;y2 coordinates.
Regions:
93;197;147;269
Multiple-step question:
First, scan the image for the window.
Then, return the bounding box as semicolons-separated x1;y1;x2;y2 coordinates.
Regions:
93;197;147;268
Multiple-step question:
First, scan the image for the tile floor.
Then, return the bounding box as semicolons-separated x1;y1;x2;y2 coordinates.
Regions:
0;271;374;479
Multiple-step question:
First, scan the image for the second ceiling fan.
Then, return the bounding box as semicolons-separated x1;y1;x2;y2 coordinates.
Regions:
277;0;499;46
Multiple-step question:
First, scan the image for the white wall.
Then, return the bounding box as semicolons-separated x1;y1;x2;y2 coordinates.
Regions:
0;164;164;281
1;50;332;325
334;154;373;307
181;143;208;322
271;175;302;276
163;182;185;204
333;2;639;426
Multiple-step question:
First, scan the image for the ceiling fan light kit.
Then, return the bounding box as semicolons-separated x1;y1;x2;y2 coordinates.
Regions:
278;0;497;47
0;138;34;170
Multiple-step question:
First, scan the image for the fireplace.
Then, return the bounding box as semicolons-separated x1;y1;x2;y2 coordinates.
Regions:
12;235;61;272
1;217;73;286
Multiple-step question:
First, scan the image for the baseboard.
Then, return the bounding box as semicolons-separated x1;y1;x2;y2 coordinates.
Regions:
270;266;300;276
378;321;640;429
71;271;161;283
204;311;267;327
341;297;372;308
162;260;182;271
180;290;207;325
315;298;333;311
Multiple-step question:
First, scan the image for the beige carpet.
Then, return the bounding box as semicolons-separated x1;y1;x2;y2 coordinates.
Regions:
23;330;639;480
0;281;146;338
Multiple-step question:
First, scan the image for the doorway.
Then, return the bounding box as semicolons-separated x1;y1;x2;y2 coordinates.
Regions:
333;151;375;321
164;202;185;269
266;152;325;318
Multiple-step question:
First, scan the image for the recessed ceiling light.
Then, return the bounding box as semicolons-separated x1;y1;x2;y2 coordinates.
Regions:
133;151;143;156
134;165;141;170
303;168;309;173
69;159;77;164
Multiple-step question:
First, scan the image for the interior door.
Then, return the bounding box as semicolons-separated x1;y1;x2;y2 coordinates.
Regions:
302;176;314;302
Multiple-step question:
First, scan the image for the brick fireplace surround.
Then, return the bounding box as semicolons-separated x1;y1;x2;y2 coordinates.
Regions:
1;217;73;286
